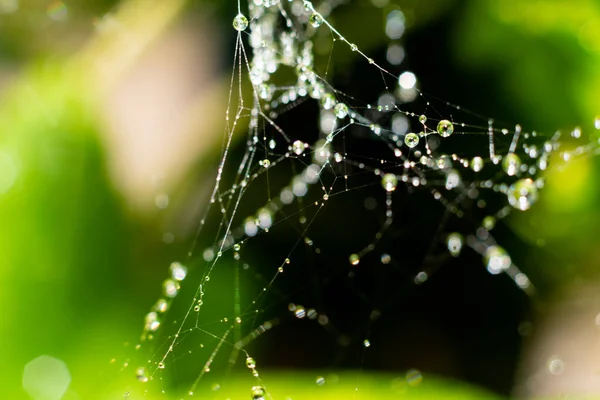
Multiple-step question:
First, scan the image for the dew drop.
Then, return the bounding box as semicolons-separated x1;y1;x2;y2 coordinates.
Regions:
261;159;271;168
334;103;349;119
349;253;360;265
292;140;305;155
470;156;484;172
502;153;521;176
405;369;422;386
418;114;427;124
316;376;326;385
321;93;336;110
233;13;248;31
251;385;266;400
309;12;323;28
246;357;256;369
485;245;511;275
436;120;454;137
380;253;391;264
169;262;187;281
447;233;463;257
363;339;371;347
404;133;419;148
381;173;398;192
136;366;148;383
507;178;538;211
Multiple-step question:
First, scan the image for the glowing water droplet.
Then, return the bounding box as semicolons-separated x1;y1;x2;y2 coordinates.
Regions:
418;115;427;124
381;173;398;192
349;254;360;265
163;279;179;298
405;369;422;386
292;140;305;155
136;366;148;383
502;153;521;176
158;362;165;369
321;93;336;110
404;133;419;148
447;233;463;257
470;156;484;172
484;245;511;275
309;12;323;27
483;216;496;230
169;262;187;281
261;159;271;168
334;103;349;119
595;116;600;130
436;120;454;137
363;339;371;347
251;386;265;400
233;13;248;31
507;178;538;211
380;253;391;264
350;43;358;51
246;357;256;369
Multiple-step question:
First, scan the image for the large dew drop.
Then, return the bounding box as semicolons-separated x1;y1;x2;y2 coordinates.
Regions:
436;119;454;137
502;153;521;177
484;245;511;275
251;385;266;400
447;233;463;257
404;133;419;148
309;12;323;28
507;178;538;211
381;173;398;192
233;13;249;31
334;103;349;119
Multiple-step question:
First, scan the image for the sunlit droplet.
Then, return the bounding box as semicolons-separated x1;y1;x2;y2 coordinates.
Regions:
170;262;187;281
447;233;463;257
246;357;256;369
507;178;538;211
309;12;323;27
436;120;454;137
349;254;360;265
233;13;249;31
502;153;521;177
334;103;349;119
470;156;484;172
251;385;266;400
485;245;511;275
381;173;398;192
404;133;419;148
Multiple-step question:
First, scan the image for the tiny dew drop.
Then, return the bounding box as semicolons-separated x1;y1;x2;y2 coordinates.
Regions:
245;357;256;369
485;245;511;275
136;366;148;383
350;43;358;51
483;215;496;230
321;93;336;110
418;114;427;124
363;339;371;347
470;156;484;172
507;178;538;211
446;233;463;257
309;12;323;28
232;13;249;32
404;132;419;148
381;173;398;192
349;253;360;265
334;103;349;119
436;119;454;137
502;153;521;177
157;362;165;369
251;385;266;400
292;140;305;155
261;159;271;168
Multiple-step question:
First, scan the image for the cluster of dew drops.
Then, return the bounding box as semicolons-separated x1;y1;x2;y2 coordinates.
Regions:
129;0;600;397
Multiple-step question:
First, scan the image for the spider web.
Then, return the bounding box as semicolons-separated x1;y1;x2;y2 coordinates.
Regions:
120;0;600;398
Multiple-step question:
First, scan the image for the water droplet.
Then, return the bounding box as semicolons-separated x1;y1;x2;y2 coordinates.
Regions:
316;376;326;385
470;156;484;172
349;254;360;265
170;262;187;281
507;178;538;211
381;173;398;192
309;12;323;28
380;253;391;264
246;357;256;369
483;216;496;230
261;159;271;168
404;133;419;148
334;103;349;119
502;153;521;176
405;369;422;386
436;120;454;137
233;13;248;31
363;339;371;347
350;43;358;51
418;115;427;124
291;140;305;155
595;116;600;130
485;245;511;275
251;386;266;400
136;366;148;383
447;233;463;257
158;362;165;369
163;279;179;298
548;356;565;375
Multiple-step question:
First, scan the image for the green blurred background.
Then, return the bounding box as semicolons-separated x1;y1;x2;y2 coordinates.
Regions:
1;0;600;399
